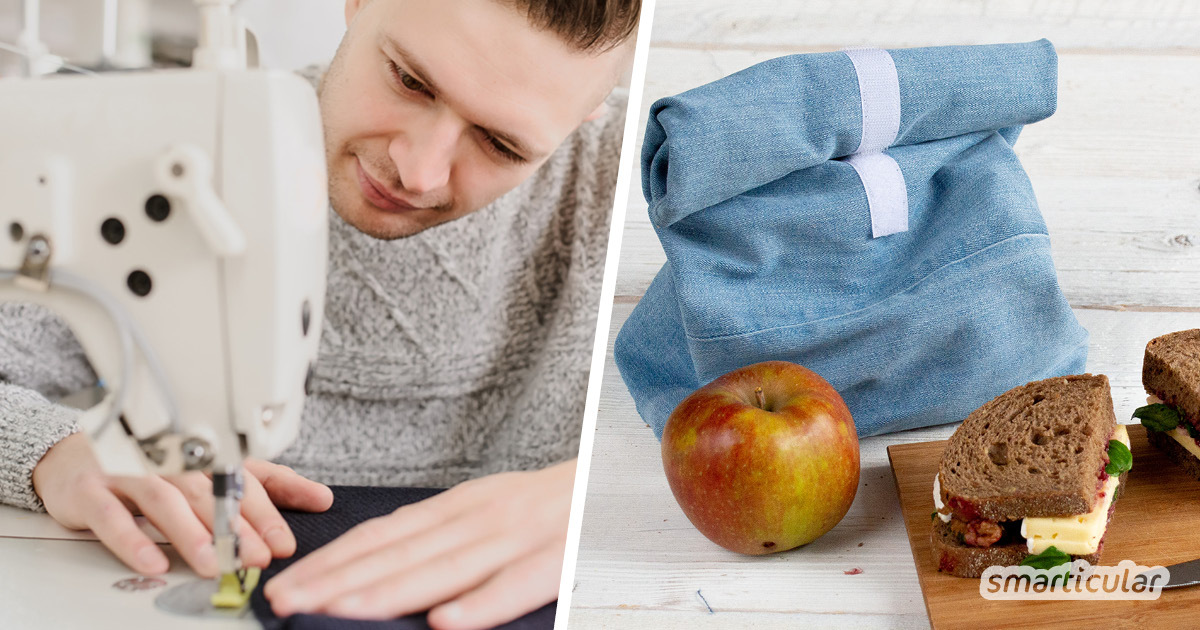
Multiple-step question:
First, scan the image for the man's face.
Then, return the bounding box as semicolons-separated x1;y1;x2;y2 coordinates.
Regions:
321;0;628;240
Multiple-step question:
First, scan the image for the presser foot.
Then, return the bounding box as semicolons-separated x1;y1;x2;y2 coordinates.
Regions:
212;567;261;608
153;567;261;618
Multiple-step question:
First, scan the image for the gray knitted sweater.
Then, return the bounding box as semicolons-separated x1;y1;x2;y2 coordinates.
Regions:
0;90;625;510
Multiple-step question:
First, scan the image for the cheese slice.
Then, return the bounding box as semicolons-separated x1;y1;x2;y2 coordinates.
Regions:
1166;425;1200;460
1021;424;1130;555
931;475;950;523
931;470;950;520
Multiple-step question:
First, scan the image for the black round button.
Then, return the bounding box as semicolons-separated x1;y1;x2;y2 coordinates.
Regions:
100;218;125;245
301;299;311;336
8;222;23;242
127;270;152;297
145;195;171;222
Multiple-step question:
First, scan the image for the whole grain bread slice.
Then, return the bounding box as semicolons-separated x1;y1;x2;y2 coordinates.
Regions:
932;471;1128;578
938;374;1117;522
1143;329;1200;424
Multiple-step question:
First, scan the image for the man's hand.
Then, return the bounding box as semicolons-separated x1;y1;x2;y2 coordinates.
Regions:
32;432;334;576
264;459;576;630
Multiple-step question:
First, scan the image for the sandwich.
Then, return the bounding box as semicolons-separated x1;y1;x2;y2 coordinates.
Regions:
1137;329;1200;478
932;374;1132;578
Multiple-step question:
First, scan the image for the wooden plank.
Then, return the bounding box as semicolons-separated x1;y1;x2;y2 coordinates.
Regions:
568;608;931;630
592;305;1199;440
888;424;1200;629
573;398;957;619
615;52;1200;307
649;0;1200;51
570;306;1199;623
633;50;1200;175
613;184;1200;308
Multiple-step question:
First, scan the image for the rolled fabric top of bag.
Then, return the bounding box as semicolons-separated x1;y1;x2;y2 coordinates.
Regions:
617;39;1088;439
642;39;1057;228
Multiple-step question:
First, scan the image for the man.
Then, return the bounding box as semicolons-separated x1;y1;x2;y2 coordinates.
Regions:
0;1;637;628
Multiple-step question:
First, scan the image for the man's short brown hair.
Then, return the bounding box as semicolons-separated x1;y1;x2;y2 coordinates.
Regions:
507;0;641;52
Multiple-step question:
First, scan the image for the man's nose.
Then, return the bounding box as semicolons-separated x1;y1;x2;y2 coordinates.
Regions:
390;110;458;194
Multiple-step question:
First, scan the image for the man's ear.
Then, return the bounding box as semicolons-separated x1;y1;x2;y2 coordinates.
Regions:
344;0;367;27
584;100;609;123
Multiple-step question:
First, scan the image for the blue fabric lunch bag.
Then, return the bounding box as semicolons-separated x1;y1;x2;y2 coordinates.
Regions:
614;39;1088;439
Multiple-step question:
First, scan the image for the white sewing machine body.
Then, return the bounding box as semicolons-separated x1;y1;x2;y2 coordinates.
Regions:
0;68;328;476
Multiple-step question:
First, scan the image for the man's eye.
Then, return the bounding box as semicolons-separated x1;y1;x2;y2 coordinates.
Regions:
387;60;431;97
483;133;527;165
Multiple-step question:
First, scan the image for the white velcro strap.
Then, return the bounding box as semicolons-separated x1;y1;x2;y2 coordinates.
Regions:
845;152;908;238
843;47;908;238
844;48;901;153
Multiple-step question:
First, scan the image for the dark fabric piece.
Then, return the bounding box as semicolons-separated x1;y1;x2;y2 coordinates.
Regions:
250;486;557;630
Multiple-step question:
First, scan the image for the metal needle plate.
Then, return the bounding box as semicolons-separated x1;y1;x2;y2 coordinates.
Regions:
154;578;252;619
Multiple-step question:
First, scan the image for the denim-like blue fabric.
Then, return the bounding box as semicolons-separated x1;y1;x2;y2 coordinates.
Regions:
615;40;1088;439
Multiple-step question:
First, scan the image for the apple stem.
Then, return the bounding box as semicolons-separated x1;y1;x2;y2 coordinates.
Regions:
755;387;766;410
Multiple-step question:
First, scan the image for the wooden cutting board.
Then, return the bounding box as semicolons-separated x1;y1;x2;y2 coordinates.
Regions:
888;423;1200;629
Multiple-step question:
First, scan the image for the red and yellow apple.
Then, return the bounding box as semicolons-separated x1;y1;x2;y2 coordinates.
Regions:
662;360;859;555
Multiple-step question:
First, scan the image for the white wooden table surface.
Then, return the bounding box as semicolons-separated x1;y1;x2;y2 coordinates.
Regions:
567;3;1200;628
0;505;257;629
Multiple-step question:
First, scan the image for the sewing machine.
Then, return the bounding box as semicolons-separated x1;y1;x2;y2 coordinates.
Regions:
0;0;328;605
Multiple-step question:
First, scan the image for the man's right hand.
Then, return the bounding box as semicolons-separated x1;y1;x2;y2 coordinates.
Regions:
31;433;333;576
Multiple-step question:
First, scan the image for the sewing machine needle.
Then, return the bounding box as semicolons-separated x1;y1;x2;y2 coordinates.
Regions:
211;467;244;593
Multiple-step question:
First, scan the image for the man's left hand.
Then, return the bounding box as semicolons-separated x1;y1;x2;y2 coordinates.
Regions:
263;459;576;630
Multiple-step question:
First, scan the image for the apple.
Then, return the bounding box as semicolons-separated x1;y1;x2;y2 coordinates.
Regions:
661;360;859;555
